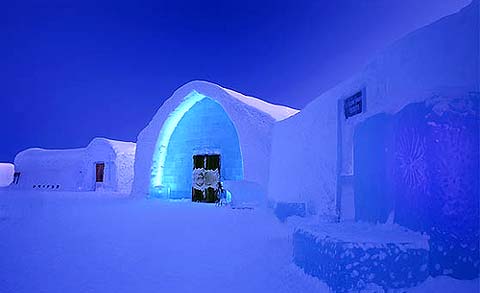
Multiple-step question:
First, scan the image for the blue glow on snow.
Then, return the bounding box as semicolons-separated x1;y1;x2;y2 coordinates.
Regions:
150;91;205;192
150;91;243;198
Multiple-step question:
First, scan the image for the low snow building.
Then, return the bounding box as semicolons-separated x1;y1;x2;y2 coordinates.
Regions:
0;163;14;187
269;1;478;283
12;138;136;193
131;80;298;204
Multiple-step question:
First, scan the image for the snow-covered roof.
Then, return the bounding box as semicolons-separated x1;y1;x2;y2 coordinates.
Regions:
221;87;299;121
15;147;84;162
173;80;299;122
16;137;136;162
87;137;136;156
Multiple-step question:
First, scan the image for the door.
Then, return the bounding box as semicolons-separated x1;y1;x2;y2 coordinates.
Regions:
95;162;105;190
353;113;394;223
192;154;220;202
192;155;205;201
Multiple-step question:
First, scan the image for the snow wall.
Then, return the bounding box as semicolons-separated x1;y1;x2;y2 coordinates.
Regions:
132;80;298;203
12;138;136;193
0;163;14;187
269;1;479;279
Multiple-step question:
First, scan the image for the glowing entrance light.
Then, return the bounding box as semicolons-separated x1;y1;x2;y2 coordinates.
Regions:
150;91;207;196
150;90;244;199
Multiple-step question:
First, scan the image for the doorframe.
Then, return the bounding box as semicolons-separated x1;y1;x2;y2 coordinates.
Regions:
94;161;106;191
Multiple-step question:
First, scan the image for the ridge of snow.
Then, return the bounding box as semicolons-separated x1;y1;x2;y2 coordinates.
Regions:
88;137;136;155
16;137;136;158
222;87;299;122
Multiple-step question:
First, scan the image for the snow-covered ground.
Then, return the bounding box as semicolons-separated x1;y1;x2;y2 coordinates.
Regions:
0;190;478;293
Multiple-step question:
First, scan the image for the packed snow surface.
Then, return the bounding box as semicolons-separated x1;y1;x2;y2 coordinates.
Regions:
0;190;477;293
0;191;327;293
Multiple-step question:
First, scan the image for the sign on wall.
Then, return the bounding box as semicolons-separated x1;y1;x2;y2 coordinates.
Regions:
344;91;364;119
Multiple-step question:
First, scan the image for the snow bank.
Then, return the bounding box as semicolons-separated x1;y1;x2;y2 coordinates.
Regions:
13;138;136;193
0;163;14;187
132;80;298;202
225;180;267;208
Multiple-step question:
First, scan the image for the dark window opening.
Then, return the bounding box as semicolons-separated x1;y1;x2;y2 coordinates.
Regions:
96;163;105;183
13;172;20;184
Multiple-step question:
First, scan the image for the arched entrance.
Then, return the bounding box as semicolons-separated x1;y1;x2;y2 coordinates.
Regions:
150;91;244;199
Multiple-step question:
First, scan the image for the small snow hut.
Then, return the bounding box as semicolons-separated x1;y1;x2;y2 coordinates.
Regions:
0;163;14;187
132;80;298;203
12;138;136;193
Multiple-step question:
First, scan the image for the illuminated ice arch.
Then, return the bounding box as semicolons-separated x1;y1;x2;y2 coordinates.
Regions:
131;80;299;199
150;91;244;198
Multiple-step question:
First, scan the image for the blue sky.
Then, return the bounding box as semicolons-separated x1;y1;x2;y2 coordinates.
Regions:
0;0;471;161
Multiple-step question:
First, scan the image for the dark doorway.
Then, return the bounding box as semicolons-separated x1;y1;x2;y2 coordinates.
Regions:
353;113;394;223
95;163;105;183
192;154;220;203
13;172;20;184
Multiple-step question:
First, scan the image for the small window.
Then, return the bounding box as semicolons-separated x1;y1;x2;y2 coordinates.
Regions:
13;172;20;184
344;91;364;119
96;163;105;182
